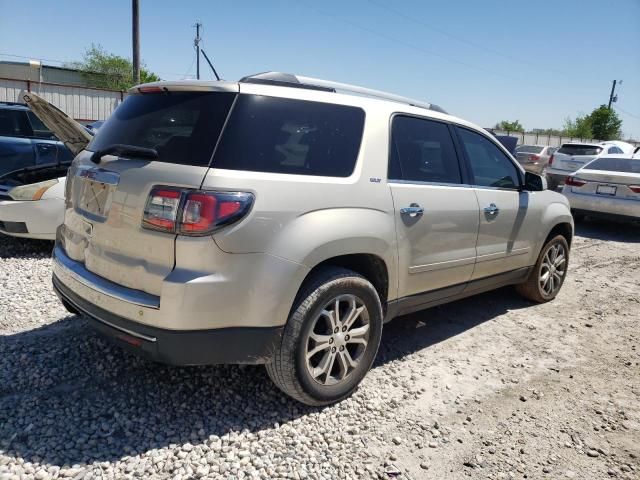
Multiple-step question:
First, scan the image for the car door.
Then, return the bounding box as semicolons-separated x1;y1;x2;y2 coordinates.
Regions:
388;115;479;301
0;108;37;176
455;126;534;280
26;111;61;165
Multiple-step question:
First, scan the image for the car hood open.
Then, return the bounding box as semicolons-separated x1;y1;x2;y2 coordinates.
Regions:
22;92;93;156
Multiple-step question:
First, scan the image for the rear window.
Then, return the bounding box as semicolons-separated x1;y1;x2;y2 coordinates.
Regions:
212;95;365;177
88;92;235;166
515;145;543;154
557;144;602;156
586;157;640;174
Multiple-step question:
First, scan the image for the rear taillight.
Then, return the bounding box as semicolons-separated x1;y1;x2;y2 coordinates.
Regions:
142;187;253;236
565;176;587;187
629;185;640;193
548;154;554;166
143;188;182;232
528;154;540;162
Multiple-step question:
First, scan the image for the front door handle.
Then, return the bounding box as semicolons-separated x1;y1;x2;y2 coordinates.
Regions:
484;203;499;215
400;203;424;217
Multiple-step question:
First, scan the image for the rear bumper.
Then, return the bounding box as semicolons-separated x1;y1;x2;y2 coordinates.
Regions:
53;273;283;365
563;189;640;219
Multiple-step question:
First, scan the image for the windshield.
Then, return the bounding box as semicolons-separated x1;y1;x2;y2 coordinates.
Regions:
515;145;544;154
88;92;235;166
586;157;640;174
557;144;602;156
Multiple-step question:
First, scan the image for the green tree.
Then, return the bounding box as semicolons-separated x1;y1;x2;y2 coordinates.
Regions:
562;114;592;139
67;44;160;91
589;105;622;140
495;120;524;132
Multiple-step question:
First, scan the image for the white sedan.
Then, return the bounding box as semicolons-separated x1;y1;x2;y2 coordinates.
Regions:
562;155;640;222
0;175;66;240
0;92;93;240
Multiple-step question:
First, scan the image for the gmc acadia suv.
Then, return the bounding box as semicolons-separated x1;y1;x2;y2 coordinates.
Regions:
45;72;573;405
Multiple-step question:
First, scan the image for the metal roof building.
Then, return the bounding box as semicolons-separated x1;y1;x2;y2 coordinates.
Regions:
0;61;123;123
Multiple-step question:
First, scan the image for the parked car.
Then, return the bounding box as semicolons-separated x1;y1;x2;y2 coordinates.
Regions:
0;101;75;177
0;94;92;239
562;155;640;222
514;145;557;174
85;120;104;133
546;141;635;190
44;72;573;406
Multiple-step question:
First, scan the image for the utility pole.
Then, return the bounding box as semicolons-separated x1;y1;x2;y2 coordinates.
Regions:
608;80;622;109
194;22;202;80
132;0;140;84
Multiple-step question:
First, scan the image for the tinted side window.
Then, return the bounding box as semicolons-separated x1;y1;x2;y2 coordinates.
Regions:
27;112;56;139
457;127;520;189
389;116;461;183
213;95;365;177
0;109;31;137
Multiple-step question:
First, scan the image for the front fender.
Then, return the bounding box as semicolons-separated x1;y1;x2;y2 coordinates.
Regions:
536;196;574;253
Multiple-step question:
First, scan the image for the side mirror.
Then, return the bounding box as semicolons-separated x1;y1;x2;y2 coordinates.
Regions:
523;171;546;191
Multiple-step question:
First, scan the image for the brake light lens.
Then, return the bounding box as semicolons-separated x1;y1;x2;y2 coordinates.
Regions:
565;176;587;187
143;188;182;232
629;185;640;193
138;85;164;94
528;154;540;162
548;154;554;166
142;187;253;236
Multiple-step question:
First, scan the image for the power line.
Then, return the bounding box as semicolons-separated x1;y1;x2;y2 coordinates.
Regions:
614;106;640;121
295;0;547;88
366;0;553;73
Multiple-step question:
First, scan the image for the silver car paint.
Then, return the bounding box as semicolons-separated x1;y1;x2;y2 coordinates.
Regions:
53;79;573;334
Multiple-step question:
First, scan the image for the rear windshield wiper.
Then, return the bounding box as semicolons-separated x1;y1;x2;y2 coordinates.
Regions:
90;144;158;164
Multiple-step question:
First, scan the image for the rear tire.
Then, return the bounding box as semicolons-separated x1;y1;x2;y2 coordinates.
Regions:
266;267;383;406
516;235;569;303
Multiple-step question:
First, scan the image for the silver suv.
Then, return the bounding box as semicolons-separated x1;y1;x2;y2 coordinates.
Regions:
48;72;573;406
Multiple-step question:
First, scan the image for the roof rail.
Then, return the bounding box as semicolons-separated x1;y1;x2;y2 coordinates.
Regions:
0;101;26;107
239;72;447;114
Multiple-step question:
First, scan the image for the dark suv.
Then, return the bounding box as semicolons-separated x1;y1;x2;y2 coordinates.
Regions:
0;101;73;178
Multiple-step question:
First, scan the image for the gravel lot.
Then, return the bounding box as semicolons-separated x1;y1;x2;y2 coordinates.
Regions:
1;220;639;480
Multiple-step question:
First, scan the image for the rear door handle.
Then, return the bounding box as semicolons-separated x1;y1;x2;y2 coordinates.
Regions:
400;203;424;217
484;203;499;215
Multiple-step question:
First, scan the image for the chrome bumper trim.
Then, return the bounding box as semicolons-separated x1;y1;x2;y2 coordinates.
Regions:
52;245;160;310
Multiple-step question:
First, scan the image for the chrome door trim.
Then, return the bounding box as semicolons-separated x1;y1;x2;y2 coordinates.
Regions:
409;256;476;274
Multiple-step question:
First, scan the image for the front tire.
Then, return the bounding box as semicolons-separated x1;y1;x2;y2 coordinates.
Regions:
266;267;383;406
516;234;569;303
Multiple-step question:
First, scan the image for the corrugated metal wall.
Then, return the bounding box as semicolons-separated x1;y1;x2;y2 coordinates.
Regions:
0;78;123;122
491;130;639;148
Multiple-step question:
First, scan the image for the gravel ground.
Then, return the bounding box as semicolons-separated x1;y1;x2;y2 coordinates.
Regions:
1;219;639;480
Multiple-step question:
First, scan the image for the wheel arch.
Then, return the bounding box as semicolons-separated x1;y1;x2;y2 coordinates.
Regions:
297;253;390;316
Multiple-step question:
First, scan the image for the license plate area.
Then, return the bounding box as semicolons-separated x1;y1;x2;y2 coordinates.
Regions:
75;167;120;222
596;184;617;196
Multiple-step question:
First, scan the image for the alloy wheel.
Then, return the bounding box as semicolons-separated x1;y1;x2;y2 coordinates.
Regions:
539;242;567;296
305;294;370;386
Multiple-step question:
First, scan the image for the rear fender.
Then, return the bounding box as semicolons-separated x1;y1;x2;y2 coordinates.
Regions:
267;207;398;302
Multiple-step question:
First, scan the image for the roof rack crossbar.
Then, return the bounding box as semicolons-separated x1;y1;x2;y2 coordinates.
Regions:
239;72;447;114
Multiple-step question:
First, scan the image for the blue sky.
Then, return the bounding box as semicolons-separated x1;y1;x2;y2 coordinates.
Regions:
1;0;639;138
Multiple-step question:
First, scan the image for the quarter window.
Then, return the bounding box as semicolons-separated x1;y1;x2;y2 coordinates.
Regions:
389;116;461;183
456;127;520;189
213;95;365;177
